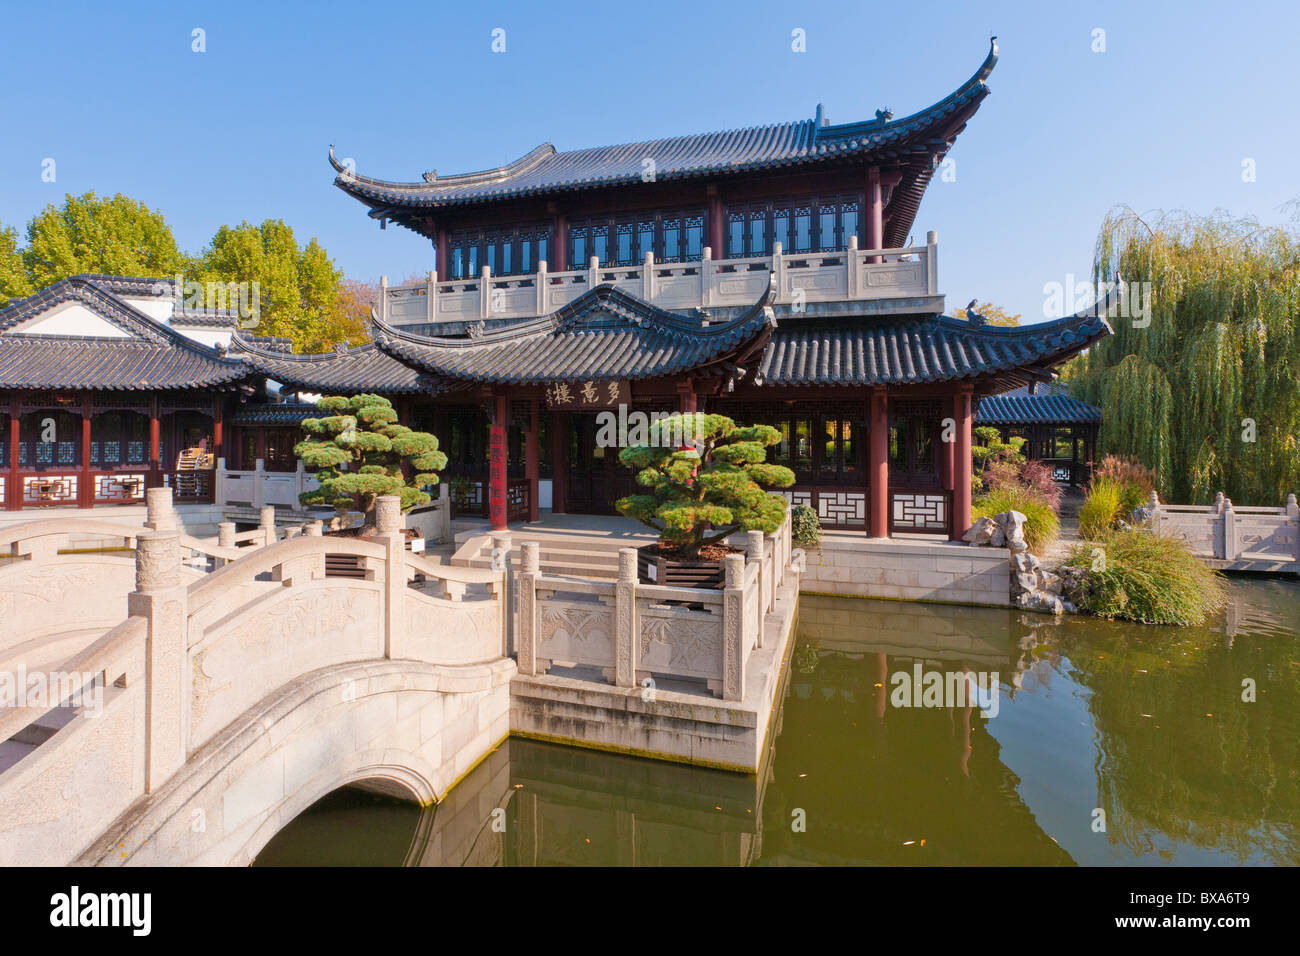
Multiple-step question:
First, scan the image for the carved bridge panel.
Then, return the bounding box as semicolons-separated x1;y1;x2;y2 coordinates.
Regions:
536;596;614;670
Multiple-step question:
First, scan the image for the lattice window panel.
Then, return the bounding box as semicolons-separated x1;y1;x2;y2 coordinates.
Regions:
25;475;77;503
96;473;146;502
891;492;949;534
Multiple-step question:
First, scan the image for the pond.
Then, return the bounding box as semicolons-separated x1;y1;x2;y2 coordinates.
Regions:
254;578;1300;866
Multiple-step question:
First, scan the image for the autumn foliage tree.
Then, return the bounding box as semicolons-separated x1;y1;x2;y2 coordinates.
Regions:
615;413;794;558
296;394;446;533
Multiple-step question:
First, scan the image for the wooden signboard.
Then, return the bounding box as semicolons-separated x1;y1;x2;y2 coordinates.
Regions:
544;379;630;411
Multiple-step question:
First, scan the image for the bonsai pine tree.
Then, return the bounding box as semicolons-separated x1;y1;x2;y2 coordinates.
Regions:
615;412;794;559
295;393;447;533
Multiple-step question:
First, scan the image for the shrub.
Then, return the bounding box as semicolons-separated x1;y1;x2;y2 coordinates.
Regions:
1064;529;1226;625
615;413;794;558
791;504;822;547
985;456;1063;513
296;393;446;532
1078;477;1125;539
972;484;1060;552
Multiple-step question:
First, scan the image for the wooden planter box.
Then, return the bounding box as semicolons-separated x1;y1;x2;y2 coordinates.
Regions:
636;544;726;589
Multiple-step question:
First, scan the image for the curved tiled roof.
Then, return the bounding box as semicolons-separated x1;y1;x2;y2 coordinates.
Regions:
333;40;998;248
975;386;1100;425
229;402;321;426
371;279;777;385
757;307;1111;391
0;277;253;389
228;335;438;394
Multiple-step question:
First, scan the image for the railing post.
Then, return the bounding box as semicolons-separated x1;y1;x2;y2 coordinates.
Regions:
380;274;389;323
701;246;712;307
259;505;276;546
615;548;638;688
436;483;451;545
293;460;306;512
926;230;939;295
427;275;437;323
772;241;785;304
1221;498;1237;561
1149;490;1161;533
216;521;236;566
305;520;323;536
747;530;767;645
588;255;600;291
144;486;176;532
535;259;548;314
215;457;228;508
1288;493;1300;561
253;458;266;509
844;236;858;298
518;541;539;676
130;531;188;793
376;495;407;660
1214;491;1225;514
480;265;492;318
721;553;745;701
642;251;654;301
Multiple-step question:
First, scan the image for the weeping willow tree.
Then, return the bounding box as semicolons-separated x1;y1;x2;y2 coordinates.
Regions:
1064;208;1300;504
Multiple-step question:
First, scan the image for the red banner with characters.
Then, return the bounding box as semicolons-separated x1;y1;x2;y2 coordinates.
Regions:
488;424;507;528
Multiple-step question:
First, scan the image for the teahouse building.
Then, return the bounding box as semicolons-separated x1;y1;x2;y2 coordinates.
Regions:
0;39;1110;538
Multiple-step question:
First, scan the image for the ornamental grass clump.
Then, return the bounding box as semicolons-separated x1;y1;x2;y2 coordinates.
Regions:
295;393;447;533
1064;529;1226;625
972;484;1059;553
1078;477;1125;539
615;412;794;559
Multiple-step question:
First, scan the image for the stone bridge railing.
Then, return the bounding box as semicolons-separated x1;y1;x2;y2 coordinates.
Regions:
515;510;794;701
0;495;505;866
1152;491;1299;569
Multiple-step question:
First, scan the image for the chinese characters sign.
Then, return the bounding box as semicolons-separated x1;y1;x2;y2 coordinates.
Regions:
488;425;506;528
544;379;629;411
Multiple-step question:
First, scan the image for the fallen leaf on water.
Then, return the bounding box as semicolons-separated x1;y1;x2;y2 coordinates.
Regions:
903;840;915;846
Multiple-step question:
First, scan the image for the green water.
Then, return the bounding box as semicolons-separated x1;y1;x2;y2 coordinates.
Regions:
254;578;1300;866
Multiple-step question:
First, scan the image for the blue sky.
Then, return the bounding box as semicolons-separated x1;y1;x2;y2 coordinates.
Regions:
2;0;1297;321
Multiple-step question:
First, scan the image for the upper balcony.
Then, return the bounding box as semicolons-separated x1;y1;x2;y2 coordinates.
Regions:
380;232;941;327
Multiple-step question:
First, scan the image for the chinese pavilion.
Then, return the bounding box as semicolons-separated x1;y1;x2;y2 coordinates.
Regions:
0;39;1111;539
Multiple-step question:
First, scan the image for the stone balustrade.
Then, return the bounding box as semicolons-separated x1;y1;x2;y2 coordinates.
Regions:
381;236;940;325
515;509;793;701
1150;491;1300;569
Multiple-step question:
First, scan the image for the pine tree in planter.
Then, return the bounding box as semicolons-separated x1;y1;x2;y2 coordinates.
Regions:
615;413;793;583
295;393;446;534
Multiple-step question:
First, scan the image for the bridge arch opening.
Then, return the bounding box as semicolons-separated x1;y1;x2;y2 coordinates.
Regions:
252;774;436;867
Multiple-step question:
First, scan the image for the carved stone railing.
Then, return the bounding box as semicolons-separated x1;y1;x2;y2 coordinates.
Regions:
381;235;939;325
215;457;319;511
515;508;792;701
1151;491;1299;566
0;494;506;865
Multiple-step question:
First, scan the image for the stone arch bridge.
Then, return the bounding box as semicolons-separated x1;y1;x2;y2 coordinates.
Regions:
0;494;512;866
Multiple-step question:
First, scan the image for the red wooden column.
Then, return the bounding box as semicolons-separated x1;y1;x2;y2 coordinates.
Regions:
148;395;162;489
869;387;889;537
213;396;224;463
953;385;974;540
434;226;448;281
525;397;540;522
866;167;883;263
551;213;567;273
7;396;21;510
707;189;724;258
79;393;92;508
676;379;697;415
550;409;567;514
943;391;957;495
488;391;508;531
